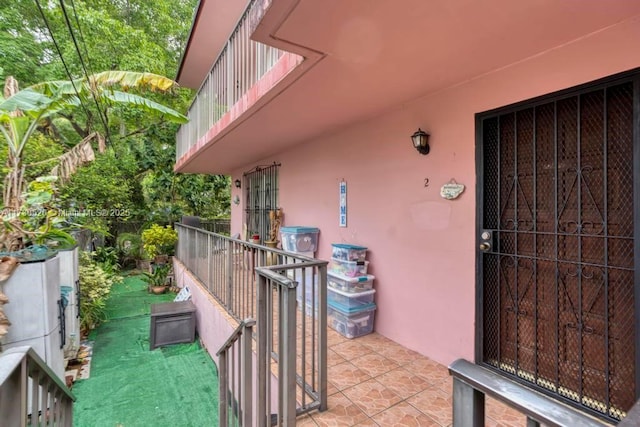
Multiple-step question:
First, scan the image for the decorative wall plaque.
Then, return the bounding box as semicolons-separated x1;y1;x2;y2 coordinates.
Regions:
440;179;465;200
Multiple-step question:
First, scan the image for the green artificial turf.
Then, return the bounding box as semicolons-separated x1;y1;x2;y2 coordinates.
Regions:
72;274;219;427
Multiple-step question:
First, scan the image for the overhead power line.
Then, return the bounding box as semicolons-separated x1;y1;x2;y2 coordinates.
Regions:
58;0;111;144
34;0;95;129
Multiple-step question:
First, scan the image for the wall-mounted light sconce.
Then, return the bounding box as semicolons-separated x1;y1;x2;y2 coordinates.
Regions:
411;128;430;155
234;179;242;189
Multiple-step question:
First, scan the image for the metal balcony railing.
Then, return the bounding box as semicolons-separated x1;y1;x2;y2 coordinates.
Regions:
449;359;640;426
176;0;303;161
0;346;75;426
218;318;255;426
176;223;328;424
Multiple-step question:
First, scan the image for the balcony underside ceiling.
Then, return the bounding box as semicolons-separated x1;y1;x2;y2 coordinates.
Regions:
177;0;640;174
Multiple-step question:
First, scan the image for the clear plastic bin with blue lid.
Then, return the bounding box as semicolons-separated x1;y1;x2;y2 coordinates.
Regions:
280;226;319;253
327;301;376;339
328;286;375;310
331;243;367;261
329;257;369;277
327;271;375;293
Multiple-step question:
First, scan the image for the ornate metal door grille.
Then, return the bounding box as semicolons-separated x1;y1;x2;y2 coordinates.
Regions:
244;163;279;243
478;77;637;422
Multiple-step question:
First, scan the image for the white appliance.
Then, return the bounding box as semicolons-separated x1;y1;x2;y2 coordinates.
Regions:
58;246;80;355
1;255;64;381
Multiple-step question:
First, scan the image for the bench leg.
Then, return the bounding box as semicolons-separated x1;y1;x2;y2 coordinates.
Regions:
526;417;541;427
453;378;484;427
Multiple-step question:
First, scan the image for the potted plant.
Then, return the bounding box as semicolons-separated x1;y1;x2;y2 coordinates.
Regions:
141;224;178;264
144;264;172;294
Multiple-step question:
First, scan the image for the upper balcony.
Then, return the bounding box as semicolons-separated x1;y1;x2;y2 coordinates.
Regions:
175;0;640;175
175;0;304;172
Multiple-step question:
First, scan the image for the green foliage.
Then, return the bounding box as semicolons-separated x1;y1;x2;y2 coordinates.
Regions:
137;124;231;222
59;147;140;234
79;250;122;331
143;263;171;287
93;246;121;274
0;1;48;86
116;232;143;263
141;224;177;258
16;176;76;248
0;0;231;235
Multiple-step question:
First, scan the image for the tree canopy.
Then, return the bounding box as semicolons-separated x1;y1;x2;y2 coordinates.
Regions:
0;0;230;238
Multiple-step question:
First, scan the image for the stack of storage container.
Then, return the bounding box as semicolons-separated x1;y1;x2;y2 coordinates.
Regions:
327;244;376;339
280;226;320;314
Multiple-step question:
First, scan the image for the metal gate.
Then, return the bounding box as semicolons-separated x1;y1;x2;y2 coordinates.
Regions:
477;74;638;422
244;162;279;242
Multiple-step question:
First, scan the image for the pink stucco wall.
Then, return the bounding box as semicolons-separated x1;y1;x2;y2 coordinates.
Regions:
173;260;280;417
228;18;640;366
173;261;234;366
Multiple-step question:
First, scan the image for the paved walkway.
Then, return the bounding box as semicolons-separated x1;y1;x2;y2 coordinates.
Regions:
72;275;219;427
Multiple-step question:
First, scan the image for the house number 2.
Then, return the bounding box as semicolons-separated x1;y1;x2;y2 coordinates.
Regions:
424;178;430;187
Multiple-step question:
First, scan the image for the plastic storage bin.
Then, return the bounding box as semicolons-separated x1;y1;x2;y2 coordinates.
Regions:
327;272;374;293
331;243;367;261
328;302;376;339
280;226;320;253
329;257;369;277
292;272;319;316
328;287;375;310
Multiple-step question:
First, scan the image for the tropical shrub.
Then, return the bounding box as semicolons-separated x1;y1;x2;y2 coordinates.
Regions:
143;263;171;288
115;232;143;266
141;224;177;258
94;246;121;275
79;251;122;332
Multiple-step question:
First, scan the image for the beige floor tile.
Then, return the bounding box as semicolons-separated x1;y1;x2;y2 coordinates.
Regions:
351;352;399;378
432;376;453;395
296;414;319;426
328;348;346;367
342;378;403;417
376;342;421;366
376;367;431;399
371;402;441;427
328;361;372;391
486;397;527;427
332;340;373;360
407;385;453;426
354;417;380;426
311;392;369;426
407;357;451;386
355;333;395;351
485;417;509;427
327;329;349;347
327;381;340;396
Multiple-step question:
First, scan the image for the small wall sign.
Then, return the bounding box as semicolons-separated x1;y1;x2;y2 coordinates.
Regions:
174;286;192;302
339;180;347;227
440;179;465;200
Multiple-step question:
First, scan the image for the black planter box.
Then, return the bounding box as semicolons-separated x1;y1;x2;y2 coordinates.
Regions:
149;301;197;350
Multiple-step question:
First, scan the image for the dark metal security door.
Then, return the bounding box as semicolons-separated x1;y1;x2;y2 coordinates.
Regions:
244;163;279;243
477;75;638;422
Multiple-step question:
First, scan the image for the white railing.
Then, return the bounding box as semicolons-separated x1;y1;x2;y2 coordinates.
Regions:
0;346;75;426
176;0;301;161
